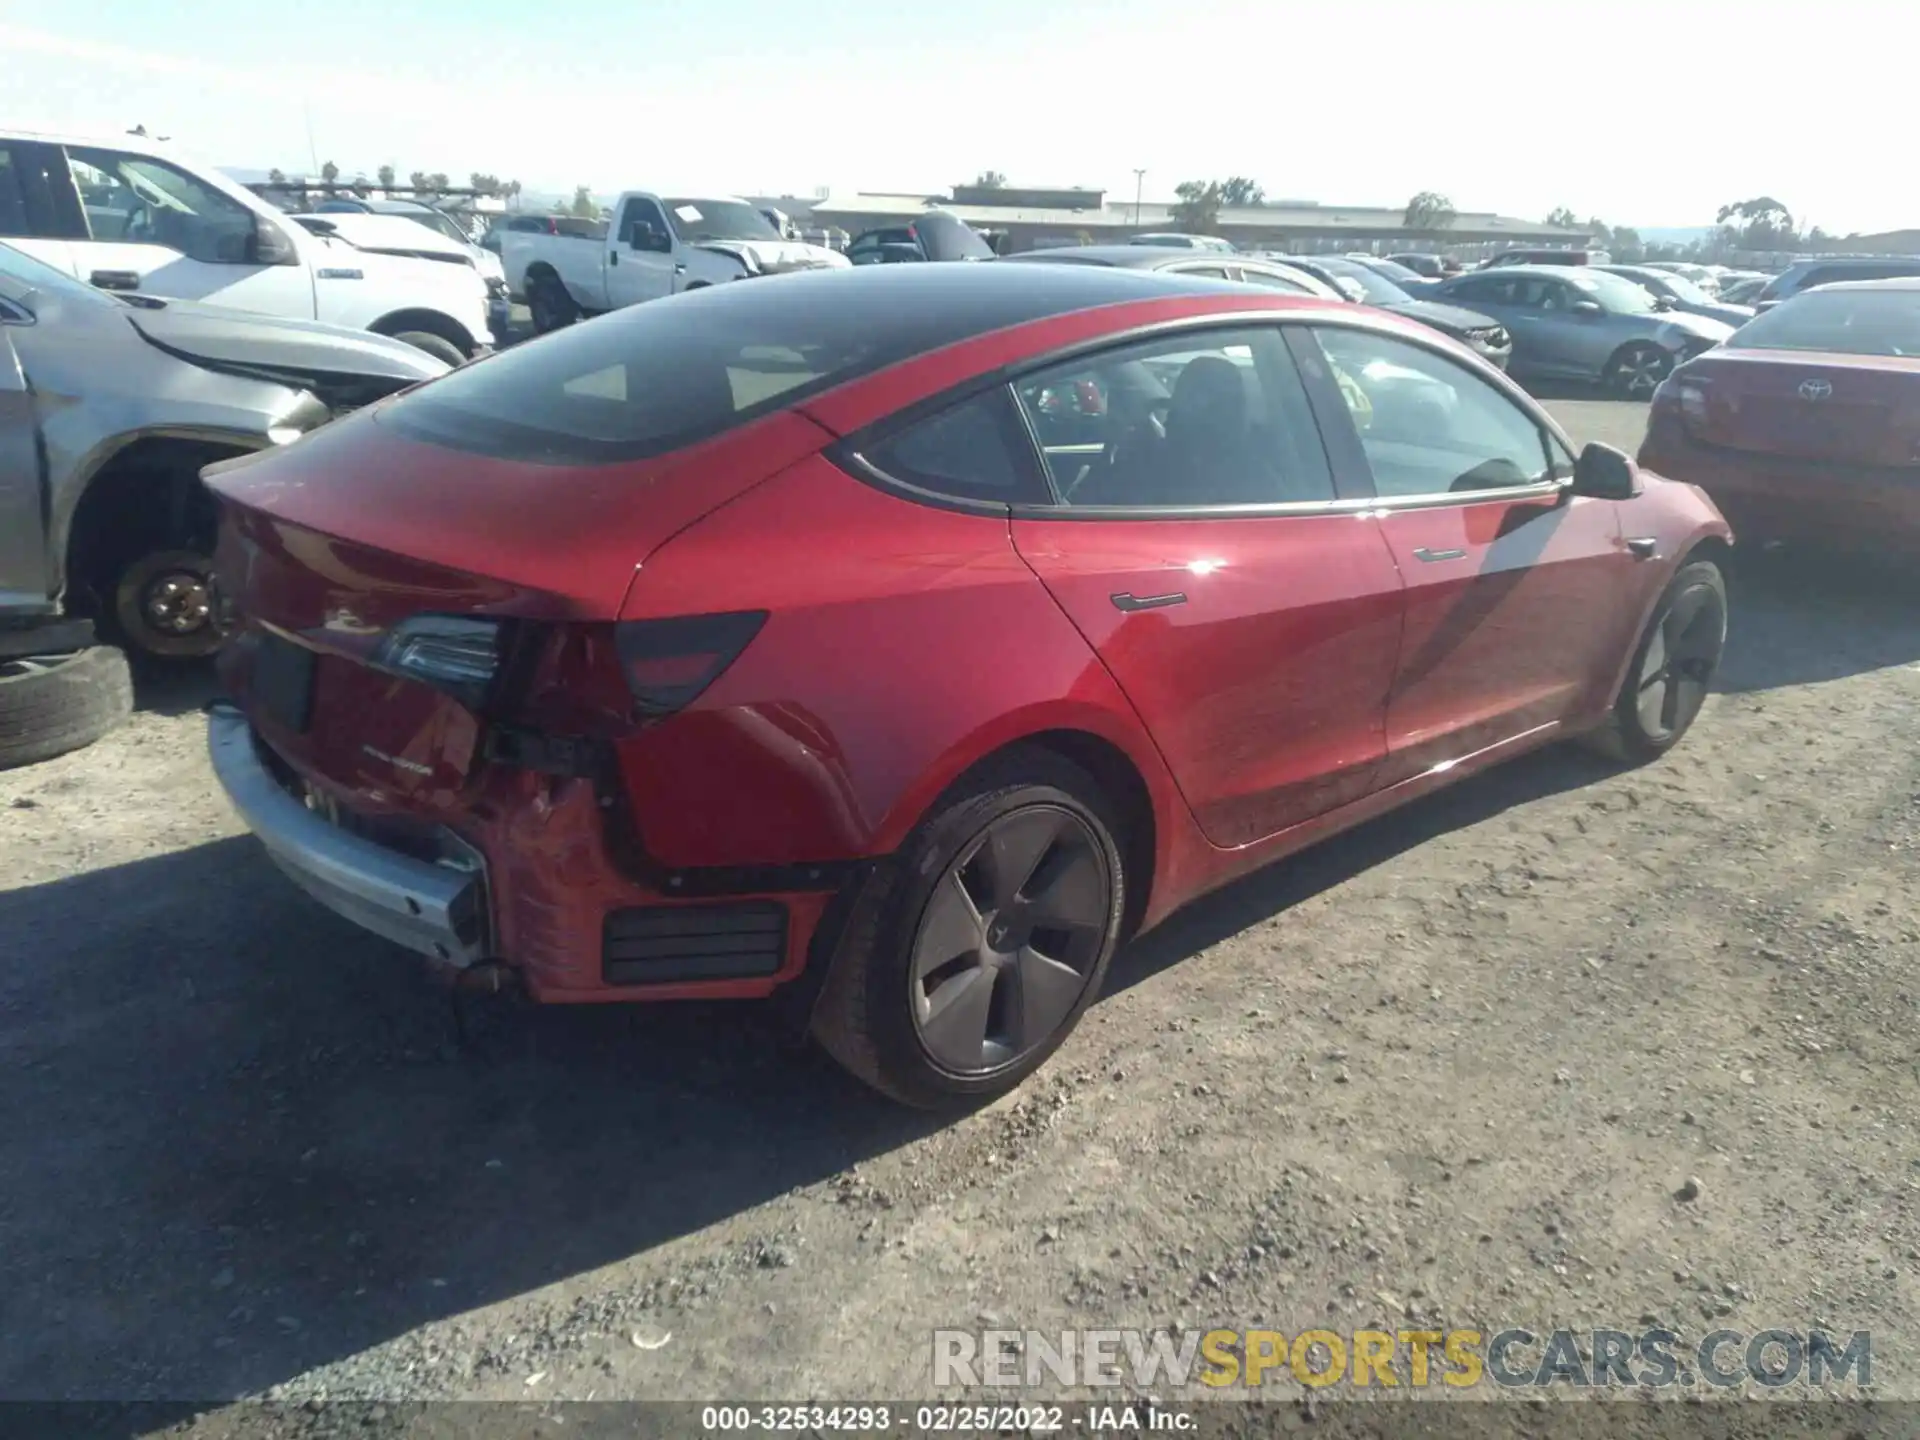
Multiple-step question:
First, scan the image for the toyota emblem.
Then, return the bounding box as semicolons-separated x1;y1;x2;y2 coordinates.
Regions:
1799;378;1833;400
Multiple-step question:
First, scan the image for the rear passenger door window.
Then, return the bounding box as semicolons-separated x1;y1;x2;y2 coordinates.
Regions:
1308;326;1554;498
1010;326;1337;508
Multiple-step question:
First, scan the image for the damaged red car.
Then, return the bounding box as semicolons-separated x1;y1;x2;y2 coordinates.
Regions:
205;263;1732;1107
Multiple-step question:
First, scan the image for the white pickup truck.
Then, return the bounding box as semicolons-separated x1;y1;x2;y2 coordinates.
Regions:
502;192;848;333
0;128;495;362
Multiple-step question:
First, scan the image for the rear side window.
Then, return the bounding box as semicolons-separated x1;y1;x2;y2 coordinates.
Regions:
858;389;1044;504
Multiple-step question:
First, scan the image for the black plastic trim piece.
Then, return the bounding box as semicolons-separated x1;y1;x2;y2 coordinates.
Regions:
601;900;788;984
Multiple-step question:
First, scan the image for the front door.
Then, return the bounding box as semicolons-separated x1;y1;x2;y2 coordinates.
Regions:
1007;323;1406;849
606;196;678;307
1303;324;1630;787
54;145;316;318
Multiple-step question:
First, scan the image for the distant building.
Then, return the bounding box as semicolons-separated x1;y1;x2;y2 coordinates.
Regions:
790;183;1589;256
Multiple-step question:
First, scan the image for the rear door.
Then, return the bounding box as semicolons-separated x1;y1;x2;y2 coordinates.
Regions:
1007;322;1406;848
55;144;316;318
1303;323;1631;785
0;316;48;613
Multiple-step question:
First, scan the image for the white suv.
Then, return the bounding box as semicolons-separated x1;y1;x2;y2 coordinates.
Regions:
0;129;492;362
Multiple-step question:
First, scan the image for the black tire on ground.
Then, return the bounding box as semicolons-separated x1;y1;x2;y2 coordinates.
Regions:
110;548;227;661
526;274;579;334
1583;558;1728;765
0;646;135;770
389;330;468;366
1603;341;1673;400
810;749;1127;1109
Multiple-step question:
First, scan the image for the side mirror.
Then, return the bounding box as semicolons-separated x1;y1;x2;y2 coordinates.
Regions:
1569;441;1642;500
1571;299;1604;318
631;224;672;254
251;213;300;266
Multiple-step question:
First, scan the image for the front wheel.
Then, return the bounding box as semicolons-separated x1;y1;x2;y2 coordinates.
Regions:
1604;342;1673;399
112;548;227;661
389;330;467;366
811;751;1127;1109
1584;558;1728;764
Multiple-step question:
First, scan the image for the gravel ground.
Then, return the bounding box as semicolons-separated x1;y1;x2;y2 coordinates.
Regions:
3;397;1918;1434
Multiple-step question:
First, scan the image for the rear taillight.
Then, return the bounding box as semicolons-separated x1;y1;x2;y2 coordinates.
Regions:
372;614;503;709
615;611;767;718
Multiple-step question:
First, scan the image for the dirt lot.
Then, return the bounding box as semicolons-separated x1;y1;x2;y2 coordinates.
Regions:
3;398;1918;1429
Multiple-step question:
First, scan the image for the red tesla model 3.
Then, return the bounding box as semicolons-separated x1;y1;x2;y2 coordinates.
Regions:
1639;276;1920;552
204;263;1731;1107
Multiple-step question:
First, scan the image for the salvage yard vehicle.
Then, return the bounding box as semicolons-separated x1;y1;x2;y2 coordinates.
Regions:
1639;276;1920;552
289;211;512;358
1429;266;1733;397
204;264;1731;1108
0;240;445;766
0;129;496;361
502;192;849;334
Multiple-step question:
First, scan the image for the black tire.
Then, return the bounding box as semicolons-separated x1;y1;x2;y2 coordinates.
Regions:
526;273;578;334
1603;341;1673;400
389;330;467;366
0;646;135;770
810;749;1127;1109
1584;558;1728;765
110;547;227;661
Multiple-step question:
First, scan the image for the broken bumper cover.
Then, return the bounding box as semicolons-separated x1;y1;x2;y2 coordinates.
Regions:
206;706;490;967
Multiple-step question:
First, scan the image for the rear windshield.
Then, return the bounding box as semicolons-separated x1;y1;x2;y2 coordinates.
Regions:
376;264;1152;464
1727;287;1920;358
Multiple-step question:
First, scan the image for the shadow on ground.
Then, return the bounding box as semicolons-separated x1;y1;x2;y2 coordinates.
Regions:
2;541;1917;1414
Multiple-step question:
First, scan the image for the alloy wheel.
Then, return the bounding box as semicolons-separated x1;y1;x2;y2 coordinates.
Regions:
1635;581;1727;742
1611;344;1671;398
908;804;1112;1075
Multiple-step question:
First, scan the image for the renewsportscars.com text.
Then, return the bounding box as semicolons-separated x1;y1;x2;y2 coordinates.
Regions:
932;1326;1871;1390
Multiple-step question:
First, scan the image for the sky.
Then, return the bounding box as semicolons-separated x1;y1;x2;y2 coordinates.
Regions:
0;0;1909;236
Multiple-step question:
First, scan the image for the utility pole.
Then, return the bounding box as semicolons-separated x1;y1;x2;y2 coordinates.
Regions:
1132;169;1146;227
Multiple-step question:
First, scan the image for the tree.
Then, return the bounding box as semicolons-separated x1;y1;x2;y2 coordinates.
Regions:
469;173;500;197
1715;196;1796;250
1171;180;1224;234
1544;206;1579;229
973;170;1006;188
267;167;287;185
569;185;596;218
1219;176;1265;207
1403;191;1456;231
320;159;339;184
376;164;396;189
1607;225;1644;262
502;179;523;210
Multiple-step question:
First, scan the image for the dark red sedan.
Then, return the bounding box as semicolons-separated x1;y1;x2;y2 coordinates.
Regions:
1639;277;1920;551
203;263;1731;1107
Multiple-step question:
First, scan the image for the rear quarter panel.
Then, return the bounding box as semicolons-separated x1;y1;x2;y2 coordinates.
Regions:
614;458;1202;917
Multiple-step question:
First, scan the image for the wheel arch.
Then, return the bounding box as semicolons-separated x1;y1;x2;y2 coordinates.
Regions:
56;430;262;611
871;701;1177;938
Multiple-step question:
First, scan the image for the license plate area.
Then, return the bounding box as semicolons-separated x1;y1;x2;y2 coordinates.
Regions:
255;632;317;733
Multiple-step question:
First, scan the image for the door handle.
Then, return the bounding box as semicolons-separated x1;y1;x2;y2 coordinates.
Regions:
1625;536;1659;559
1110;591;1187;612
1411;547;1467;563
90;270;141;291
673;263;687;274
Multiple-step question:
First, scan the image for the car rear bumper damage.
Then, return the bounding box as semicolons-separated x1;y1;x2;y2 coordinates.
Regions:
207;706;847;1003
207;705;491;967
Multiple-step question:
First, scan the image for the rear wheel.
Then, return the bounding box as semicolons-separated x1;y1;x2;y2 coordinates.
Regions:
526;273;579;334
1604;341;1672;399
0;646;135;770
811;751;1126;1108
1585;559;1727;764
